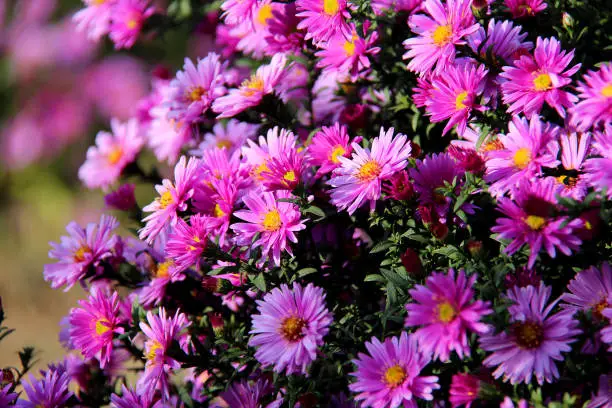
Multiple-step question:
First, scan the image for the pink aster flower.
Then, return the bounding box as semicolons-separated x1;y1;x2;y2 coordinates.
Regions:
261;148;305;191
504;0;547;18
349;332;440;408
137;308;191;399
139;156;201;244
69;287;125;368
139;258;185;307
242;126;298;185
412;74;435;108
17;364;73;408
570;63;612;131
192;178;238;246
480;284;581;385
249;282;333;374
221;0;257;24
212;53;288;118
147;94;190;165
109;0;155;49
405;269;492;362
491;178;583;268
484;115;560;197
169;53;226;124
563;263;612;321
426;62;488;136
403;0;480;74
328;127;412;215
165;214;211;272
79;118;145;190
73;0;115;41
584;125;612;198
295;0;353;44
44;215;119;290
192;119;259;156
265;3;305;55
231;191;307;266
556;132;590;200
315;25;380;80
308;123;355;178
450;373;481;408
467;19;533;66
500;37;580;118
371;0;422;15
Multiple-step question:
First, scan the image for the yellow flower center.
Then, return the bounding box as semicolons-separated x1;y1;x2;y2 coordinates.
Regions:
437;301;457;323
592;298;609;320
93;0;106;5
154;259;174;278
280;316;307;341
283;170;297;183
602;84;612;98
357;160;382;182
455;91;469;110
107;147;123;165
525;215;546;230
556;175;578;188
214;203;226;218
323;0;339;15
343;40;356;57
533;73;552;91
188;86;205;102
253;161;270;180
256;4;273;25
513;321;543;349
159;191;174;209
330;145;346;163
216;139;233;149
383;365;406;387
95;318;111;336
126;19;138;29
145;340;163;361
513;147;531;169
585;220;593;230
263;209;282;231
432;25;452;46
73;246;92;262
519;5;533;14
241;75;265;97
482;139;504;152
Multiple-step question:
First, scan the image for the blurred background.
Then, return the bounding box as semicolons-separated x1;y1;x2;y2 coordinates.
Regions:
0;0;211;370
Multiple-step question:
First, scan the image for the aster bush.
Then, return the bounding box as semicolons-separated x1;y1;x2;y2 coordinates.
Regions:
2;0;612;407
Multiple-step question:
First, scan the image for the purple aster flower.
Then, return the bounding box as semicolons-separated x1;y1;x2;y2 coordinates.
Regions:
16;364;73;408
449;373;481;408
556;132;590;200
105;183;137;211
231;191;307;266
168;53;226;125
504;0;546;18
139;258;186;307
570;63;612;131
403;0;480;74
349;332;440;407
0;384;17;406
79;118;145;190
69;287;125;368
192;178;238;247
588;373;612;408
500;37;580;118
221;379;283;408
44;214;119;290
109;0;155;49
328;127;412;215
491;178;583;268
73;0;115;40
192;119;259;156
295;0;353;44
165;214;211;272
563;263;612;321
480;283;581;385
405;269;492;362
139;156;201;243
111;384;160;408
484;115;560;197
467;19;533;66
584;124;612;198
137;308;191;399
308;122;355;178
249;282;332;375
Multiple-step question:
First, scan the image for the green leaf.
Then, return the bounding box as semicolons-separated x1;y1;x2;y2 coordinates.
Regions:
250;273;267;292
364;274;385;283
303;205;326;220
370;241;393;254
297;267;318;277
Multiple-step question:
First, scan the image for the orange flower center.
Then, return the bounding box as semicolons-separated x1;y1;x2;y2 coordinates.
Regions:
533;73;552;91
73;246;92;262
383;365;406;387
482;139;504;152
357;160;382;182
214;203;226;218
241;75;265;97
253;161;270;180
284;170;297;183
592;298;609;320
343;39;356;57
187;86;205;102
432;25;452;46
159;191;174;209
107;146;123;165
256;4;273;25
263;209;282;231
216;139;233;149
154;259;174;278
602;84;612;98
513;321;543;349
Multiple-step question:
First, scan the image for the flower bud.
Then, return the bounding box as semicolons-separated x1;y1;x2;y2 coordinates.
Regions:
340;104;370;130
400;248;423;277
466;240;483;258
562;12;574;28
430;222;448;241
208;313;224;336
104;184;137;211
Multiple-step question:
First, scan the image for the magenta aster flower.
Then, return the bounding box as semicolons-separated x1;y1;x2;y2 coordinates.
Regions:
480;284;581;385
491;178;583;268
109;0;155;49
563;263;612;321
193;178;238;246
467;19;533;65
147;101;189;165
500;37;580;118
213;53;288;118
169;53;226;124
79;118;145;189
484;115;560;197
295;0;353;44
403;0;480;74
426;63;488;136
308;122;355;178
584;125;612;198
165;214;211;272
193;119;259;156
405;269;491;362
570;63;612;131
221;379;283;408
44;215;119;290
139;258;186;307
139;156;201;243
556;132;590;200
105;183;137;211
242;126;298;185
261;148;305;192
504;0;547;18
328;127;412;215
249;282;332;375
449;373;481;408
73;0;115;40
111;385;156;408
221;0;257;24
371;0;422;15
231;191;307;266
137;308;191;399
69;287;125;368
349;332;440;408
16;364;73;408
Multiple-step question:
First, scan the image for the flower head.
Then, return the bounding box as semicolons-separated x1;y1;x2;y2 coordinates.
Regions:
584;125;612;198
16;364;73;408
450;373;481;408
349;332;440;407
105;183;137;211
109;0;155;49
165;214;211;272
193;119;259;156
405;269;492;362
249;283;333;375
221;379;282;408
563;263;612;320
556;132;591;200
571;63;612;131
467;19;533;66
480;284;581;384
111;385;156;408
504;0;547;18
308;122;355;178
73;0;114;40
296;0;353;44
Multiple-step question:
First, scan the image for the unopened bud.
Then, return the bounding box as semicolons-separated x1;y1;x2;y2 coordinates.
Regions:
562;12;574;28
400;248;423;277
430;222;449;241
466;240;483;258
208;313;224;336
